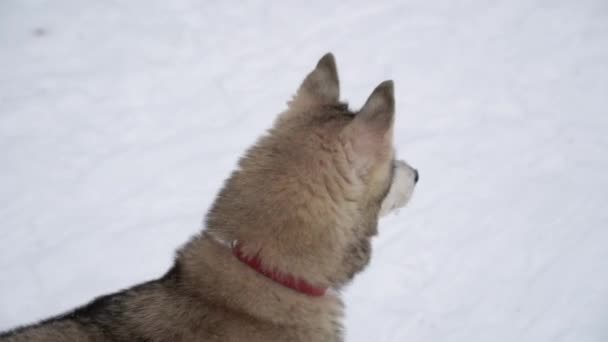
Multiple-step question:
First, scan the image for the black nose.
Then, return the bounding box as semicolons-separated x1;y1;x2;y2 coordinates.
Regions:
413;169;419;183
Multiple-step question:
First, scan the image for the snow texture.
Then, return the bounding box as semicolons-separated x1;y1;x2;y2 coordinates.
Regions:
1;1;608;341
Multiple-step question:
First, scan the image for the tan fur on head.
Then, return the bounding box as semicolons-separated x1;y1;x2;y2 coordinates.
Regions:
204;53;416;289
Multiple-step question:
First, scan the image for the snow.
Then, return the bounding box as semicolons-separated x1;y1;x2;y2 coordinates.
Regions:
1;0;608;341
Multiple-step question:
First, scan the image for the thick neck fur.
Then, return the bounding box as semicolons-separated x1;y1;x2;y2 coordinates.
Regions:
176;235;344;333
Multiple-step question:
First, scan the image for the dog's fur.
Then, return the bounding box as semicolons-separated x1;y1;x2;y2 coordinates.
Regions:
0;53;418;342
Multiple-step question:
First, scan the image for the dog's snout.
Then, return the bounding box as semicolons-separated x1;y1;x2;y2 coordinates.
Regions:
413;169;419;183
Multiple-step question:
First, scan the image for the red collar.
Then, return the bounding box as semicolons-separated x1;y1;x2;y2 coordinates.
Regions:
232;243;327;297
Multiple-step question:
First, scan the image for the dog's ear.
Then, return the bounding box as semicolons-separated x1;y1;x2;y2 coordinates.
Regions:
357;80;394;133
342;81;395;167
291;53;340;106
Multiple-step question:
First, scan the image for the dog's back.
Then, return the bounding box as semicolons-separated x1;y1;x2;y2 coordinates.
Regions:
2;239;344;342
1;271;179;342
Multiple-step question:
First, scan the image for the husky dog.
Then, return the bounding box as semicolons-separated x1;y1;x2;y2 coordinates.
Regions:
0;53;418;341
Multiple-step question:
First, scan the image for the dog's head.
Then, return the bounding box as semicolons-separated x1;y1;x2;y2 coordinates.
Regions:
206;53;417;289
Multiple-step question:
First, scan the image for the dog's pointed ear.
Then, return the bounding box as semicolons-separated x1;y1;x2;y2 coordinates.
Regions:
356;80;395;133
291;53;340;106
342;81;395;168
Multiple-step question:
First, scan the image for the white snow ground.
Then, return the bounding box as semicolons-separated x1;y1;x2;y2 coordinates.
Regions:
1;0;608;341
